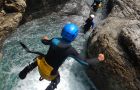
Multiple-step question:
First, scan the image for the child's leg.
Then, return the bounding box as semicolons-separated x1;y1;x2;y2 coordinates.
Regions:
19;60;37;79
45;73;60;90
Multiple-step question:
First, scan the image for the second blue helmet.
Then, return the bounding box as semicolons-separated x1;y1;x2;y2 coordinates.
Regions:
61;23;79;42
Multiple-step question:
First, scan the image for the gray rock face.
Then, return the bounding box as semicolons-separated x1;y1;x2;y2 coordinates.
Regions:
57;0;90;26
87;0;140;90
119;23;140;65
119;23;140;83
58;0;90;17
111;0;140;20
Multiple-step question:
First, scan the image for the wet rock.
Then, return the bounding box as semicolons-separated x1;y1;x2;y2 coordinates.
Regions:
0;0;5;15
87;0;140;90
110;0;140;20
0;13;22;50
119;23;140;82
0;0;4;10
4;0;26;13
58;0;90;18
0;0;26;51
21;0;44;22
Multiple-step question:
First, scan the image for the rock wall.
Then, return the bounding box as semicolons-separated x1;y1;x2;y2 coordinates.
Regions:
0;0;26;51
87;0;140;90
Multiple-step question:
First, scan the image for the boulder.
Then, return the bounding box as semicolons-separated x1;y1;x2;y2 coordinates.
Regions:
4;0;26;13
0;0;26;51
0;13;22;50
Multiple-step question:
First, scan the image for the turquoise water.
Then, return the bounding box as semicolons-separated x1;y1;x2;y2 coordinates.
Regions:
0;15;96;90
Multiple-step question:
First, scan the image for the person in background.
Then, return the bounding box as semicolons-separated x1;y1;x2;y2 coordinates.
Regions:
19;23;105;90
83;14;95;34
91;0;102;12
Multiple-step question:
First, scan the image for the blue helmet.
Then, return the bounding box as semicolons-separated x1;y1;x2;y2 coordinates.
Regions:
61;23;79;42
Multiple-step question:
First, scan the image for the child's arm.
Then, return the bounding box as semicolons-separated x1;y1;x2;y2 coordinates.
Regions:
41;36;52;45
70;47;105;67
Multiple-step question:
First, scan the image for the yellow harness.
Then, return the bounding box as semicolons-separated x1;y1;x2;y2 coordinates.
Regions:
36;56;57;81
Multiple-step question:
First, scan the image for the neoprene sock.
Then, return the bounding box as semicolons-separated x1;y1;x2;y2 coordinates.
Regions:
19;62;37;79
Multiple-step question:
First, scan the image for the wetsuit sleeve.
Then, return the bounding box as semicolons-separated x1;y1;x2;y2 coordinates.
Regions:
41;39;52;45
68;48;88;66
69;47;100;67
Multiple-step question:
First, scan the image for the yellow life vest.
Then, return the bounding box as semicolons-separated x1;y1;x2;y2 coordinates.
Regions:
36;56;57;81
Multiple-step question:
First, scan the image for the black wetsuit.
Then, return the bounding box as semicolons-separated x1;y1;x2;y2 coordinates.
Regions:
42;38;89;73
84;18;94;34
28;38;90;75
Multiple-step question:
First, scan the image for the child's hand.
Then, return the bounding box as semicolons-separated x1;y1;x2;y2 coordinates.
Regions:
98;53;105;61
43;36;49;40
